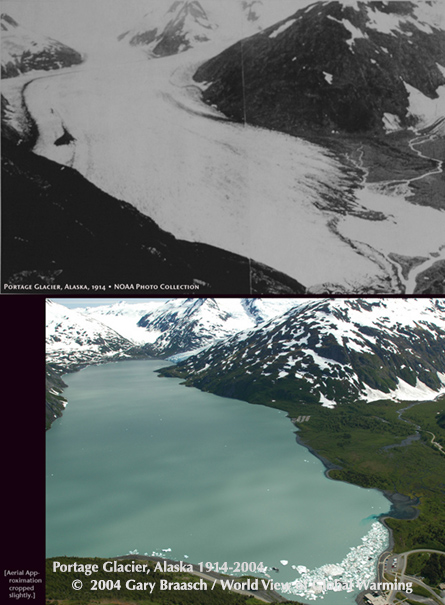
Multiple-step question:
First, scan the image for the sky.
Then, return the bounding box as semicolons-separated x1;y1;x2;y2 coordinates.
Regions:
1;0;154;53
1;0;314;54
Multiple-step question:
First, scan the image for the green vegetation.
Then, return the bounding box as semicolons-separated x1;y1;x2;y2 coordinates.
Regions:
163;351;445;554
401;400;445;449
406;552;445;588
405;552;431;576
246;397;445;553
411;584;434;598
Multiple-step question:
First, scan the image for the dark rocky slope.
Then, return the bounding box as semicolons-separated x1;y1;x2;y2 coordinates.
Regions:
1;13;83;78
1;136;305;294
159;299;445;406
194;1;445;134
45;366;68;429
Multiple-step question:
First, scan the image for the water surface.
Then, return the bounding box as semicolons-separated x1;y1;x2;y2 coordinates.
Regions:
46;360;389;603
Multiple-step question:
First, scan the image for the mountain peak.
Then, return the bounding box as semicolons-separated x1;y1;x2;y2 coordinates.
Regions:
194;0;445;133
241;1;263;23
1;13;19;30
164;298;445;407
118;0;216;56
1;14;83;78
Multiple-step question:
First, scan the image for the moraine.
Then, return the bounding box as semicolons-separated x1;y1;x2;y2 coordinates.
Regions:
46;360;390;604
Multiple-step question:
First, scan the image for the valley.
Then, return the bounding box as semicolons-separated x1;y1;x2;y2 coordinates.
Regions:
44;297;445;604
2;0;444;294
16;49;443;294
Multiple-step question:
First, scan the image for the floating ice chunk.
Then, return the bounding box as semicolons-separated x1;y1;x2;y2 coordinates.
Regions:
297;565;308;573
282;522;388;600
280;560;289;566
320;563;344;576
162;548;172;552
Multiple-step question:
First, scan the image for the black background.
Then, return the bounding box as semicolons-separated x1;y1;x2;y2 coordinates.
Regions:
2;296;45;603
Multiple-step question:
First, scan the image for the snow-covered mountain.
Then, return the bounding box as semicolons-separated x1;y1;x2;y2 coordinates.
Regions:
46;297;445;428
194;0;445;133
1;13;83;78
135;297;300;357
81;300;166;343
81;298;301;358
160;298;445;406
46;365;68;428
45;300;149;372
117;0;305;55
118;0;218;56
45;297;302;427
47;298;301;366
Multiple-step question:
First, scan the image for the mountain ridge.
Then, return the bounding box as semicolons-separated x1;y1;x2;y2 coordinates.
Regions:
1;13;83;78
158;298;445;407
45;298;303;426
193;0;445;134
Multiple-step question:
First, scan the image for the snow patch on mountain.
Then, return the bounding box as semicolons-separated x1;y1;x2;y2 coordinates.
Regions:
46;300;146;370
136;298;301;357
327;14;367;48
404;80;445;129
118;0;218;56
165;299;445;406
82;300;165;343
319;393;336;409
1;13;83;78
119;0;316;52
382;112;401;132
269;18;297;38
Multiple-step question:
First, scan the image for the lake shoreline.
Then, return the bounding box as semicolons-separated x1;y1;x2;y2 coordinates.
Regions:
293;424;420;522
292;429;406;605
292;422;427;603
48;360;392;605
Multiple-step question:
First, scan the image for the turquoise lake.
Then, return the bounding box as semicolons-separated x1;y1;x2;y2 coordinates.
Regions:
46;360;390;604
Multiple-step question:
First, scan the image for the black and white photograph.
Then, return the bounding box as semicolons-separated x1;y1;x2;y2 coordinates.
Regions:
1;0;444;294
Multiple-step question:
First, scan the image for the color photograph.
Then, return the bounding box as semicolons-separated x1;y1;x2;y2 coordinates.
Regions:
41;297;445;605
